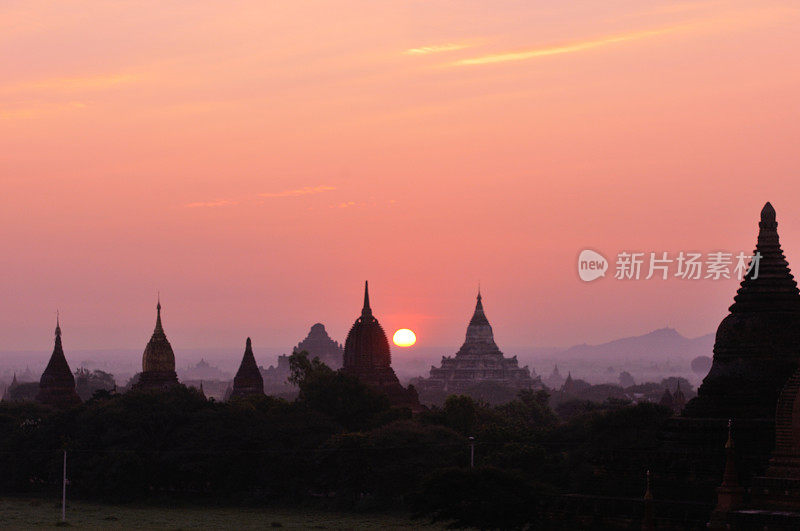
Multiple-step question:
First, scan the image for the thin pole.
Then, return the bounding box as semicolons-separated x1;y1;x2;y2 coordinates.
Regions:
61;450;67;522
469;437;475;469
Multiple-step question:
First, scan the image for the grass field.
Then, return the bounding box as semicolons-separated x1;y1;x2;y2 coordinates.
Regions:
0;498;447;529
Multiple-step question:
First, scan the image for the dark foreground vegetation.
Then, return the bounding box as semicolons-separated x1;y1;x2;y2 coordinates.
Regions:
0;353;673;529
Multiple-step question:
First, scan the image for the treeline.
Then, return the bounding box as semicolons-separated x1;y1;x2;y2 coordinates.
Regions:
0;353;673;528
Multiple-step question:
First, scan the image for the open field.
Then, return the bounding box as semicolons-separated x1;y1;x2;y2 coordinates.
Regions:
0;498;446;530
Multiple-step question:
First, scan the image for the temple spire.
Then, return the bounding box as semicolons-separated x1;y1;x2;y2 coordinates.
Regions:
713;419;744;519
54;313;63;352
155;296;164;334
362;280;372;318
729;201;800;313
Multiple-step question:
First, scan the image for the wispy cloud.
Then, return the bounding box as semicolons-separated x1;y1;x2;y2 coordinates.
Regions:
184;199;238;208
404;43;472;55
259;185;336;198
451;27;674;66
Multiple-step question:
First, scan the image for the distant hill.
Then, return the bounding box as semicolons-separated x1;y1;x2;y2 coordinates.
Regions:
556;327;714;361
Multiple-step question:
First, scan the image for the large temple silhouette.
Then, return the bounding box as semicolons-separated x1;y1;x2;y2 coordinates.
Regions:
133;299;180;391
415;290;538;393
342;281;420;410
262;323;343;396
683;202;800;419
648;203;800;526
293;323;343;369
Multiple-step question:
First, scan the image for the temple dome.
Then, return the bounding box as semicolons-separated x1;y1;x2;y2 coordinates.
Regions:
37;317;81;408
343;281;392;370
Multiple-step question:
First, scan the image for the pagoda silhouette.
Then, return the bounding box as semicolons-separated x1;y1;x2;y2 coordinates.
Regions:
342;281;420;410
416;290;538;394
36;316;81;409
133;298;180;391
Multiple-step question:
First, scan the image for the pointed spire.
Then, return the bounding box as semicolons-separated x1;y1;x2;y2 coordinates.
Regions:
729;202;800;312
361;280;372;318
468;288;490;328
762;201;776;222
714;418;744;515
154;296;164;334
10;372;17;387
230;336;264;399
54;313;63;353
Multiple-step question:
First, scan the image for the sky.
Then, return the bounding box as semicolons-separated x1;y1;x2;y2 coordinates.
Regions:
2;0;800;358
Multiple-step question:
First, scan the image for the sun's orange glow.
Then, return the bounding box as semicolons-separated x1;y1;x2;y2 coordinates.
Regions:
393;329;417;347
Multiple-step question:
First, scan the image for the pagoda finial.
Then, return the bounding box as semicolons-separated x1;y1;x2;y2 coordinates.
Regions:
761;201;776;222
362;280;372;317
55;310;61;338
154;296;164;333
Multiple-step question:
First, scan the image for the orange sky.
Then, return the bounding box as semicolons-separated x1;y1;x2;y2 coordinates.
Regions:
2;1;800;356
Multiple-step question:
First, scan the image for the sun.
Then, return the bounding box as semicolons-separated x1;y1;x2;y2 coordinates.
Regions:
393;328;417;347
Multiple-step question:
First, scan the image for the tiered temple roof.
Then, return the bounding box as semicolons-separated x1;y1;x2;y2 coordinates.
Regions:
230;337;264;399
293;323;343;369
134;299;179;391
36;317;81;408
684;202;800;419
419;291;538;393
342;281;420;409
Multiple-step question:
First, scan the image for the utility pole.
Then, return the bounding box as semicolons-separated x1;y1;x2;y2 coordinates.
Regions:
61;449;67;523
468;436;475;469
